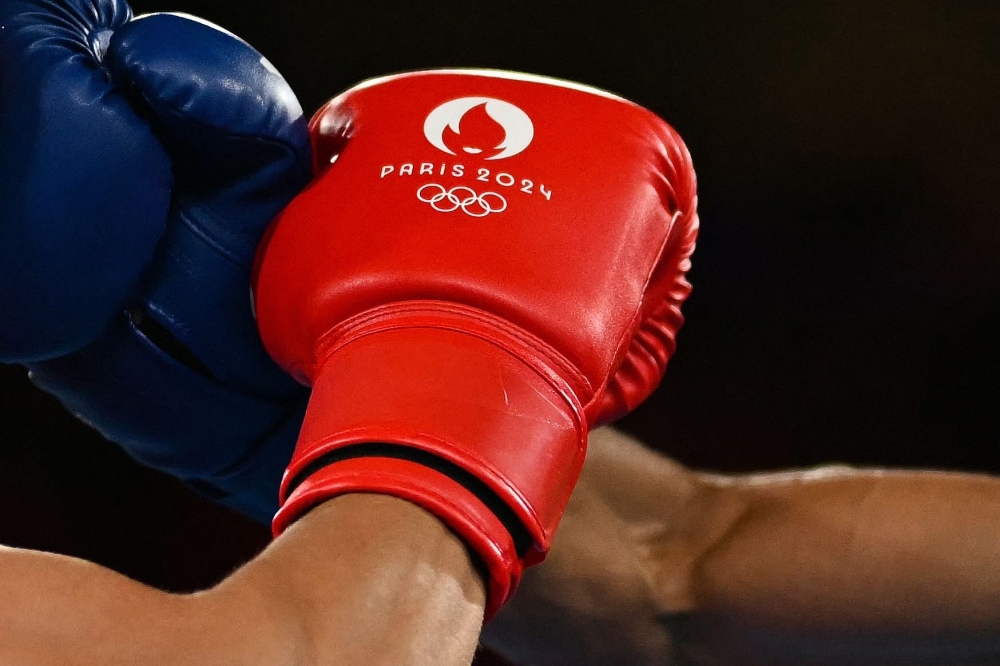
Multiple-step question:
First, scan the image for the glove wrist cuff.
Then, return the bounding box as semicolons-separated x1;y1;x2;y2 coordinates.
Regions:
275;313;589;613
274;455;518;619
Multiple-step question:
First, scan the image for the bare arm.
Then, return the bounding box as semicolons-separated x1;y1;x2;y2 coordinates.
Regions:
486;428;1000;665
587;429;1000;631
0;493;485;666
672;468;1000;663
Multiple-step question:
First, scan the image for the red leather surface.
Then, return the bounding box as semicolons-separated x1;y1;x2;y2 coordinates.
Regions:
279;308;584;553
254;69;698;614
257;71;697;417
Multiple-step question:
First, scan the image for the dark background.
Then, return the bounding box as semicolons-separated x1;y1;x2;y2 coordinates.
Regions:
2;2;999;664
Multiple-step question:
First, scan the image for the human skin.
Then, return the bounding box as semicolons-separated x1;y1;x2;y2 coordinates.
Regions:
485;428;1000;665
0;493;485;666
4;428;1000;666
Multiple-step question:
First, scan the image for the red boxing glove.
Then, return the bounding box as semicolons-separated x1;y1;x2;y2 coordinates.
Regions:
253;70;698;617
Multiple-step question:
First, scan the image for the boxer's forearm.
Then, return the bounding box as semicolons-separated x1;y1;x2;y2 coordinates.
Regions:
689;469;1000;634
652;469;1000;664
583;429;1000;634
0;494;485;666
0;545;282;666
222;493;486;666
582;429;1000;663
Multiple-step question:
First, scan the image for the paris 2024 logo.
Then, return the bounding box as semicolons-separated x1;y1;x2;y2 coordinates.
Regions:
380;96;553;217
423;97;533;160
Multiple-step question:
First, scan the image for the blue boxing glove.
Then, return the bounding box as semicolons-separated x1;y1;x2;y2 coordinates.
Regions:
0;0;312;522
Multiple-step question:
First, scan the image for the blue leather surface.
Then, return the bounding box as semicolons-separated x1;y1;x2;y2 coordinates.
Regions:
1;0;313;523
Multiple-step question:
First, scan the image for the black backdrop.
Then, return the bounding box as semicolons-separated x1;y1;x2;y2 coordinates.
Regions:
2;2;999;663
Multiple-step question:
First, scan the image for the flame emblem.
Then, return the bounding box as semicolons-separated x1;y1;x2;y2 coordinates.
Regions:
423;97;534;160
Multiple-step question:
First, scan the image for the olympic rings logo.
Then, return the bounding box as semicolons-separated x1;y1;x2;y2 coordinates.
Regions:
417;184;508;218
